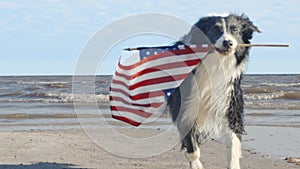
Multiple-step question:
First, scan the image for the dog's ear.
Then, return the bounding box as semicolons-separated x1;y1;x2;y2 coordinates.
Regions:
240;14;261;43
189;17;215;44
193;17;212;33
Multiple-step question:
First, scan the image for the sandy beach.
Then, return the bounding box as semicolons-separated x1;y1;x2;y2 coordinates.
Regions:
0;128;299;169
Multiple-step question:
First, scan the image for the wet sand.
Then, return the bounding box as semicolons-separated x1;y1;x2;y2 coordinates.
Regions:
0;128;299;169
243;126;300;159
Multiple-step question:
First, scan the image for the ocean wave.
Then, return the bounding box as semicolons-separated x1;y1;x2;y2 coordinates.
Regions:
2;90;299;103
261;82;300;87
244;91;300;100
279;92;300;100
16;81;69;85
43;83;69;88
0;92;109;103
243;87;271;94
0;91;24;97
241;84;252;88
15;81;70;89
245;101;300;110
244;91;284;100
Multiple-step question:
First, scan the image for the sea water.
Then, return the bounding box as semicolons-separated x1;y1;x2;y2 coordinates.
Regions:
0;75;299;158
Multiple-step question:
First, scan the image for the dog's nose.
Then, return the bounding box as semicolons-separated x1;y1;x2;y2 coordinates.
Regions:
223;40;233;48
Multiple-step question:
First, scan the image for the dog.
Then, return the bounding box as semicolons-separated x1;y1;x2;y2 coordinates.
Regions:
167;14;260;169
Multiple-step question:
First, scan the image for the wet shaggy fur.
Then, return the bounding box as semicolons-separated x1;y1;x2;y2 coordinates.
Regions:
167;14;260;169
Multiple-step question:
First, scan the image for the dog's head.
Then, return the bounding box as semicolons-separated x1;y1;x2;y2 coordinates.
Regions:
187;14;260;57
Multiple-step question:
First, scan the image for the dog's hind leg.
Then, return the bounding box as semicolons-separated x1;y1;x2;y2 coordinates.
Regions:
183;131;204;169
226;133;241;169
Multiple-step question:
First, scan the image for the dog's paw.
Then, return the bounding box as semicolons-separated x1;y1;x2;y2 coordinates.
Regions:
190;160;204;169
228;166;241;169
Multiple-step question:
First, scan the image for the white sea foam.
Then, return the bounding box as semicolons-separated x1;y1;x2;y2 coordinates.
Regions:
244;91;285;100
0;92;109;103
261;82;300;87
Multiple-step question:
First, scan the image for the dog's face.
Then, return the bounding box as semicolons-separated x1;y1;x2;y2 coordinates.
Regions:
190;14;260;56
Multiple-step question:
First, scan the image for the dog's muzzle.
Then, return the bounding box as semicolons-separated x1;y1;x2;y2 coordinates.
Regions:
223;40;233;49
215;40;235;55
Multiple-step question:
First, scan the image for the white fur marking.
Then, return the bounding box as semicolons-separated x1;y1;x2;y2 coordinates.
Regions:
227;133;241;169
187;148;200;161
208;13;229;17
215;33;238;55
222;19;227;32
187;147;204;169
214;19;238;55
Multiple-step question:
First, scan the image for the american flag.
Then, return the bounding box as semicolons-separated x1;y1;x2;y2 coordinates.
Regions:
110;44;211;126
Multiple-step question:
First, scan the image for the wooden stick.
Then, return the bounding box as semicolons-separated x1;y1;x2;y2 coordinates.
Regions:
238;44;289;47
124;44;289;51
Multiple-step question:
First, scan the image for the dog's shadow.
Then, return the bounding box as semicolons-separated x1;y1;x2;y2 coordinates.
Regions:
0;162;86;169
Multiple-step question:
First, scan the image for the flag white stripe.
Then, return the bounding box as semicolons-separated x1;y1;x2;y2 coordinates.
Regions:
116;52;205;76
110;79;184;96
113;66;195;86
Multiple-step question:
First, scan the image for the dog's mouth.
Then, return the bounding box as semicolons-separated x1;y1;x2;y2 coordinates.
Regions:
214;47;233;55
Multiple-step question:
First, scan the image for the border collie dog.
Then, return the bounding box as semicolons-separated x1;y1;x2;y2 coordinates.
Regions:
167;14;260;169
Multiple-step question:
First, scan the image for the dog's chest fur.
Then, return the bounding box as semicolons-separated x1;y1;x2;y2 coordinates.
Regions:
169;51;247;144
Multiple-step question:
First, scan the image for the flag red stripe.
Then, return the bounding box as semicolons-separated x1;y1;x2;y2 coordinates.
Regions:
112;74;186;91
111;79;128;89
129;74;186;90
110;106;152;118
118;47;209;70
110;87;164;100
111;115;141;126
110;96;163;108
116;59;200;80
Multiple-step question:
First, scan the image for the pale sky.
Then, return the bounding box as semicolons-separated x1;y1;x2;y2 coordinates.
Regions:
0;0;299;75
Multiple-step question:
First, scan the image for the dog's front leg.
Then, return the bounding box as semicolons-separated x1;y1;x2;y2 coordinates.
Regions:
183;132;204;169
187;146;204;169
226;133;241;169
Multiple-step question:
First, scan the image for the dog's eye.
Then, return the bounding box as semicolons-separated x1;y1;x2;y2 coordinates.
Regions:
212;25;221;33
230;25;238;33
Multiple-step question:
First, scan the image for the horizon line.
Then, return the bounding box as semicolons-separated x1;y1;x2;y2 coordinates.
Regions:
0;73;300;76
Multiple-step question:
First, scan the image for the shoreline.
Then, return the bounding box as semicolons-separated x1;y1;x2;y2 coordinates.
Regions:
0;128;299;169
